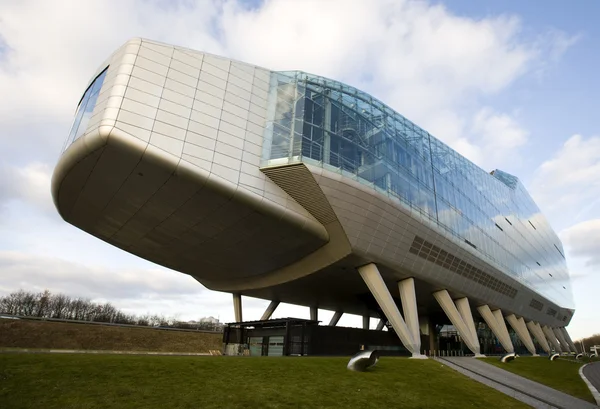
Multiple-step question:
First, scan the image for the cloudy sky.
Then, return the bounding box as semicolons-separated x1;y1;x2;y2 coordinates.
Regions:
0;0;598;339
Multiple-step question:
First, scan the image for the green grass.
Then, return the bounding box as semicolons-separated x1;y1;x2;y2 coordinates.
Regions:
481;356;595;403
0;354;529;409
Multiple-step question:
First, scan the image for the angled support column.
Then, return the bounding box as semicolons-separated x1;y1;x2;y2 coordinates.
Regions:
260;300;280;321
398;278;421;351
477;305;514;353
456;298;481;353
358;263;424;357
329;311;343;326
433;290;482;356
506;315;537;355
310;306;318;322
376;319;386;331
542;325;562;352
561;327;578;352
527;321;551;354
233;293;242;322
363;315;370;330
553;327;571;352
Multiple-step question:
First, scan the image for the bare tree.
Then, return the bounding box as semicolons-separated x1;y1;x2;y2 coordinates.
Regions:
0;289;221;332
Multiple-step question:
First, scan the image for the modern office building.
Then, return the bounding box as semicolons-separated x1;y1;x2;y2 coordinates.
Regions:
52;38;577;357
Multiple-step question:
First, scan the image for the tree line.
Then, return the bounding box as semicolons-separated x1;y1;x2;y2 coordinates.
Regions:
578;333;600;352
0;289;222;331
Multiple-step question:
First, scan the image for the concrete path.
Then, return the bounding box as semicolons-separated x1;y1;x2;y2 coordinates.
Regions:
582;362;600;405
437;357;597;409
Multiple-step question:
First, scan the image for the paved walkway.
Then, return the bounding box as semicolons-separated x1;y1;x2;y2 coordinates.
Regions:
582;362;600;405
437;357;597;409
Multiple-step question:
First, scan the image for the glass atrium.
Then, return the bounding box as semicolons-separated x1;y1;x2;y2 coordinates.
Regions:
262;71;573;310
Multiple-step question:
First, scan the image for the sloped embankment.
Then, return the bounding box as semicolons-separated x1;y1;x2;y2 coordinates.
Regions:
0;318;222;352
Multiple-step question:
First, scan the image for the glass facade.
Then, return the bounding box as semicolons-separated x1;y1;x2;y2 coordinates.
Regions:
62;67;108;152
262;71;573;309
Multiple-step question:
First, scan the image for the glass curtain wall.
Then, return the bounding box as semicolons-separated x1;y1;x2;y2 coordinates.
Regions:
61;67;108;152
262;71;573;310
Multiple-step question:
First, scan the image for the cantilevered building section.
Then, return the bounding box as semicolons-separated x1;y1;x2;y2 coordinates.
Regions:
52;38;576;357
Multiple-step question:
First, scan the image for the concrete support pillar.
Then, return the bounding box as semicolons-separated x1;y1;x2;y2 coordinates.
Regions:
455;298;480;351
233;293;242;322
542;325;563;352
433;290;482;356
477;305;514;353
329;311;343;327
527;321;551;353
363;315;370;330
310;306;318;322
398;278;420;351
561;327;578;352
553;327;571;352
358;263;423;357
260;300;280;321
375;319;386;331
506;315;537;355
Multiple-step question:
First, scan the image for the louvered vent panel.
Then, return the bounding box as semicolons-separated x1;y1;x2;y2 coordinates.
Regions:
529;298;544;311
409;235;519;299
262;164;337;225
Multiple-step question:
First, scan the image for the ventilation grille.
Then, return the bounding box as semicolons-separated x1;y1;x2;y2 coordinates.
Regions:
262;163;338;225
546;307;557;317
409;236;518;299
529;298;544;311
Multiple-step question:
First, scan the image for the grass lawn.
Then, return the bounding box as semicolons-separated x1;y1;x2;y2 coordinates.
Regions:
0;354;529;409
481;356;595;403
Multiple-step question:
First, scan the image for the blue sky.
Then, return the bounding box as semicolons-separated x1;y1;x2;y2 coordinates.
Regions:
445;0;600;178
0;0;598;340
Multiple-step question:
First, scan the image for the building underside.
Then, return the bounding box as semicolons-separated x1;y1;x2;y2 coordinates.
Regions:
52;38;577;357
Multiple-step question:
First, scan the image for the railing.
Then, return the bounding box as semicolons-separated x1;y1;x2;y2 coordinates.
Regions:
0;314;222;334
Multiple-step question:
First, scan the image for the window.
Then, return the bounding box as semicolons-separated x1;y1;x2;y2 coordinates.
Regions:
464;239;477;249
62;67;108;152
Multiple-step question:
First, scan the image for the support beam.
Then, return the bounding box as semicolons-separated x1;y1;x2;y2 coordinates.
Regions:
506;315;537;355
329;311;343;327
455;298;480;351
375;319;386;331
260;300;280;321
561;327;578;352
358;263;423;357
363;315;370;330
542;325;563;352
233;293;242;323
553;327;571;352
398;278;421;351
527;321;551;353
433;290;482;356
310;306;318;322
477;305;514;353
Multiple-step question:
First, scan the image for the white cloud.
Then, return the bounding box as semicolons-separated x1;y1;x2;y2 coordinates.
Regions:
469;107;529;166
561;219;600;268
0;250;235;319
0;162;53;214
532;134;600;226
